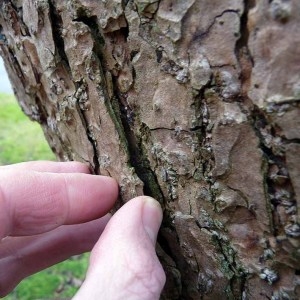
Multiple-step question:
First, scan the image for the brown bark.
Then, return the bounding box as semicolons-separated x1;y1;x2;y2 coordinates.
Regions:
1;0;300;299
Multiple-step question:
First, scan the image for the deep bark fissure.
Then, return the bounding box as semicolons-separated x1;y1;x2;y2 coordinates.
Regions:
70;13;125;174
283;138;300;145
73;8;167;205
195;86;214;180
150;127;191;134
75;81;100;173
234;0;255;106
193;62;252;298
50;7;103;173
251;106;298;236
7;48;23;83
33;95;48;124
48;0;71;72
72;15;105;47
3;0;31;37
118;103;165;203
235;0;255;67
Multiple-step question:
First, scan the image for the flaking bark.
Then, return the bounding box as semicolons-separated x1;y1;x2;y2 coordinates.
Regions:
1;0;299;299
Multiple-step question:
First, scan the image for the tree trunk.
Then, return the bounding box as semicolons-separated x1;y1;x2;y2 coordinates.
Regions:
1;0;300;298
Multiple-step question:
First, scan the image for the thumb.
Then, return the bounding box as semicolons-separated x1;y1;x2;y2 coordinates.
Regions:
74;196;166;300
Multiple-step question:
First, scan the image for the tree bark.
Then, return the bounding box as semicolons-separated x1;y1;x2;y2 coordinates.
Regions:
1;0;300;299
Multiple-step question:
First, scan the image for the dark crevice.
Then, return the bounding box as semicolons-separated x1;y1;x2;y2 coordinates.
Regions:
196;220;248;298
235;0;255;64
115;93;165;204
121;0;130;11
110;54;185;298
190;125;202;132
74;81;100;174
159;223;192;299
72;15;105;47
282;138;300;144
235;0;255;97
4;1;31;37
210;63;234;69
119;25;129;40
71;12;107;174
150;127;190;133
34;95;48;124
16;6;31;37
130;50;139;61
251;107;279;236
195;81;213;152
233;0;292;240
84;10;187;294
155;46;164;63
194;80;250;296
213;234;248;299
251;105;298;237
7;47;25;82
77;13;164;203
157;226;177;260
48;0;71;72
73;8;165;203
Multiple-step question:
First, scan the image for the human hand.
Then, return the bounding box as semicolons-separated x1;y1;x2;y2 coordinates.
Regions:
73;194;166;300
0;161;165;299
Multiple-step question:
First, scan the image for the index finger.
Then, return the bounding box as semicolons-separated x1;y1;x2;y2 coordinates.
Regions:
0;161;91;174
0;170;118;238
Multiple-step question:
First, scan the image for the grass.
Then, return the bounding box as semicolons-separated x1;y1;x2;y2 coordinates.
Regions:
6;255;89;300
0;93;89;299
0;93;55;164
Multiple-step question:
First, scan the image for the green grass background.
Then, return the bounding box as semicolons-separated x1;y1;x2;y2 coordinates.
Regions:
1;93;89;299
0;93;55;164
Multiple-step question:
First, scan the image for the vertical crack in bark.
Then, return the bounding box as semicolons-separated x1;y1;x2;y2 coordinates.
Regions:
231;2;264;297
7;47;25;83
73;10;166;202
113;107;185;297
193;82;246;298
71;13;131;176
74;12;184;296
195;83;248;298
235;0;255;67
124;4;189;296
235;1;300;295
75;80;100;174
4;0;31;37
48;0;71;73
212;233;248;300
236;0;299;239
191;3;261;294
67;5;166;204
251;107;298;237
49;3;101;172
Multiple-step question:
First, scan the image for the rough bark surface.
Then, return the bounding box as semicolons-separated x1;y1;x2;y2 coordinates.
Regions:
1;0;300;299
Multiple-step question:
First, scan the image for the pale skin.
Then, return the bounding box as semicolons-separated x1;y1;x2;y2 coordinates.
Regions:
0;161;166;299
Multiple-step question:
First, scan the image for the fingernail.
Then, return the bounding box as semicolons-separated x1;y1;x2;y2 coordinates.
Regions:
142;197;163;245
